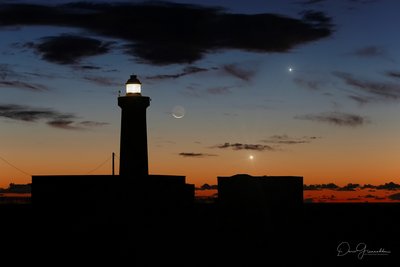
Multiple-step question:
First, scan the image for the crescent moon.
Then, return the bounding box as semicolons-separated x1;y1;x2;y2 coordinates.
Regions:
172;105;185;119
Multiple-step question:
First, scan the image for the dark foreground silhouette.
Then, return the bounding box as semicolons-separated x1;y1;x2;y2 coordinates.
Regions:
2;202;399;266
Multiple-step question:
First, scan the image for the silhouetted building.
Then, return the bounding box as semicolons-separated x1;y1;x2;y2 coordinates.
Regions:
119;75;150;177
32;175;194;221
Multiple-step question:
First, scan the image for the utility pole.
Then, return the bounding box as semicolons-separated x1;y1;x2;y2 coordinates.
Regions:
112;152;115;176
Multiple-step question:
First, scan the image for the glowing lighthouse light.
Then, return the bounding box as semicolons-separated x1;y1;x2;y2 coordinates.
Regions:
125;74;142;95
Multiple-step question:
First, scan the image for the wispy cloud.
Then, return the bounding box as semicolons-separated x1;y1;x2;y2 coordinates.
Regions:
206;86;232;95
0;104;108;130
385;70;400;79
181;84;236;98
0;80;49;91
351;45;387;58
47;119;81;130
262;134;319;145
0;64;50;91
295;111;368;127
78;121;110;127
0;104;70;122
293;77;325;91
83;76;120;86
333;71;400;103
179;152;217;158
180;85;203;98
222;64;256;82
213;142;275;151
347;94;376;106
146;66;210;80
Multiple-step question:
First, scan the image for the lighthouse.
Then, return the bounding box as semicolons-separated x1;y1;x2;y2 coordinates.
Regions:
118;74;150;177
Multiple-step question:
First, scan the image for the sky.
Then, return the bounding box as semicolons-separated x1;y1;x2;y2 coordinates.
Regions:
0;0;400;195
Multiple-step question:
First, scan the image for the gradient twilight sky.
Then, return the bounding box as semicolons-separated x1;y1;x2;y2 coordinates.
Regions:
0;0;399;189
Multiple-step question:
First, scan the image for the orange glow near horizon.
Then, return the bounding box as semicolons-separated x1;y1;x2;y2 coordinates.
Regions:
1;127;399;204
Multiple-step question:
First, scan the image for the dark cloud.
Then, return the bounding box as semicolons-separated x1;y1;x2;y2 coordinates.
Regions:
293;77;325;91
262;134;319;145
0;2;333;65
213;142;275;151
334;71;400;102
300;10;333;28
388;193;400;201
351;45;387;58
303;184;320;190
376;182;400;191
295;111;368;127
74;65;102;71
320;183;339;189
303;183;339;190
222;64;256;82
179;152;217;158
385;71;400;79
47;119;80;130
196;184;218;190
0;104;107;130
362;184;376;189
32;35;112;65
0;104;70;122
337;183;360;191
305;182;400;193
146;66;209;80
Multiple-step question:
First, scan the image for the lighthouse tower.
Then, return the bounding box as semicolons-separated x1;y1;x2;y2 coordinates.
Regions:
118;75;150;177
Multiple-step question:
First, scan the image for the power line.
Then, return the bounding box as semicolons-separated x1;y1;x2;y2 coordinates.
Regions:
86;155;112;174
0;155;31;176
